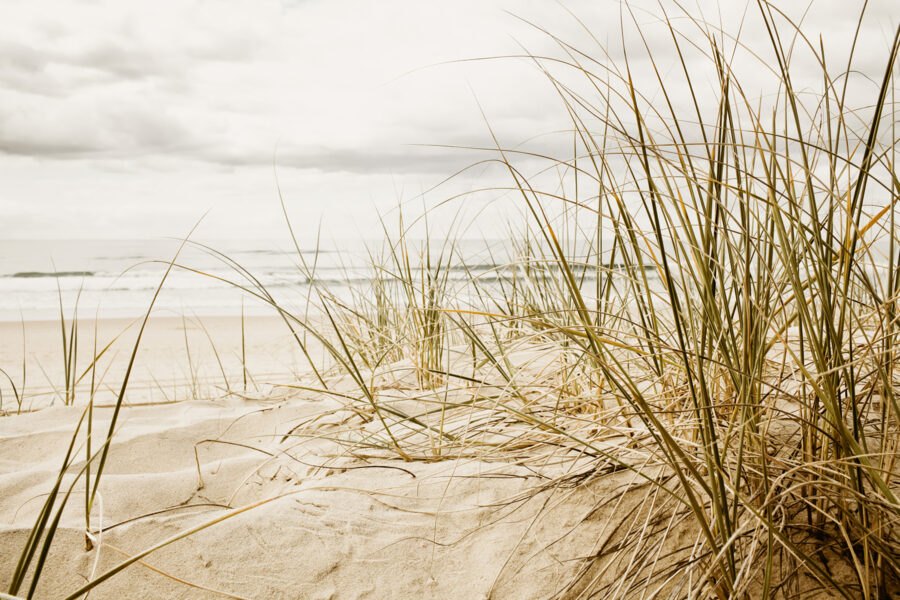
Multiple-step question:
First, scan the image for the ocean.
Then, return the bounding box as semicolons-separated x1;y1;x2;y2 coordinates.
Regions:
0;238;360;321
0;238;519;322
5;236;896;324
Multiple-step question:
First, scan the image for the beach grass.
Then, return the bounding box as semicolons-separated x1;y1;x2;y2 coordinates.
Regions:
6;2;900;598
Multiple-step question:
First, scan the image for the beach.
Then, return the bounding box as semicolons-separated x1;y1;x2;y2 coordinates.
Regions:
3;2;900;597
0;398;646;599
0;315;663;599
0;316;321;413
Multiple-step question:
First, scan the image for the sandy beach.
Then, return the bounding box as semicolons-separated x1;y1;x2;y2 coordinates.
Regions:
0;321;659;599
0;316;322;413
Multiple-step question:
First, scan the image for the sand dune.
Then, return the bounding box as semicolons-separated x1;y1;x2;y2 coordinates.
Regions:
0;378;658;599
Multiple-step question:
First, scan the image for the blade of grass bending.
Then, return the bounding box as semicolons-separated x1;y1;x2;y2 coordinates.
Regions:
61;491;305;600
7;399;94;595
241;300;247;393
88;223;202;508
0;368;20;412
18;426;150;599
274;165;328;388
183;240;328;389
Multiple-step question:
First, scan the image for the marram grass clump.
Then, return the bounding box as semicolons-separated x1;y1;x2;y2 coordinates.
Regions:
311;3;900;597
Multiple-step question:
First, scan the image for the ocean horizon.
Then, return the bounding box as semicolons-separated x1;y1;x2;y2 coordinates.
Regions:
0;237;526;321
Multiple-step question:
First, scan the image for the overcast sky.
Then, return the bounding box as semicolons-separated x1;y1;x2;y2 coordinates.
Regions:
0;0;897;241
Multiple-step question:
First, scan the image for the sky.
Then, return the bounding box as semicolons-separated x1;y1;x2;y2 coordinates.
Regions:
0;0;897;242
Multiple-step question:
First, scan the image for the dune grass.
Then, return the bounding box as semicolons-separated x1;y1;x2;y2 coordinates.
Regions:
279;3;900;596
6;2;900;599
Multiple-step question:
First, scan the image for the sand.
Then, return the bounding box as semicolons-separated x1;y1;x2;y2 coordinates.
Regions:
0;316;325;413
0;397;647;599
0;316;667;599
5;313;866;599
1;312;864;598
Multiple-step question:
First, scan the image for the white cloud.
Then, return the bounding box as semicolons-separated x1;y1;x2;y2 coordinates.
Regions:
0;0;896;239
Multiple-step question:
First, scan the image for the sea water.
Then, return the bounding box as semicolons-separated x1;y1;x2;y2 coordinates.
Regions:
0;238;523;321
0;238;355;321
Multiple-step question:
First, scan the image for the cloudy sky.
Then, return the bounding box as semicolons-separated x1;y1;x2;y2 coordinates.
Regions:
0;0;896;241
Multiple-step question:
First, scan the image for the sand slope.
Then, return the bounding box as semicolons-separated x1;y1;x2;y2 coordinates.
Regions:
0;388;656;600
